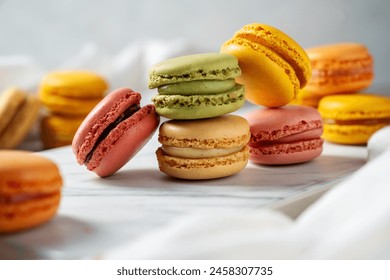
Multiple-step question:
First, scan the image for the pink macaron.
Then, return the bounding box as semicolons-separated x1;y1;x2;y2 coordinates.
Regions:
245;105;324;165
72;88;160;177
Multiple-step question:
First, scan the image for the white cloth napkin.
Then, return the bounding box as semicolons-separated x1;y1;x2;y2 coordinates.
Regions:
104;143;390;260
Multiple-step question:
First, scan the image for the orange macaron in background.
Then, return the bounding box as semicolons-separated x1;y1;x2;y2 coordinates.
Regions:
292;42;374;107
305;43;374;96
0;150;62;233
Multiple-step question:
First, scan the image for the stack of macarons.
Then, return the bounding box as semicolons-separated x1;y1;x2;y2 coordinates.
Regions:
292;42;374;108
298;42;390;145
39;71;108;149
0;87;40;149
221;23;324;165
149;53;251;179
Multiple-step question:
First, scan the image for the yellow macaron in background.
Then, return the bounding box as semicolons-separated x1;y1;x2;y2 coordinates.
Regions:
39;70;108;116
39;70;108;149
0;87;40;149
318;93;390;145
221;23;311;108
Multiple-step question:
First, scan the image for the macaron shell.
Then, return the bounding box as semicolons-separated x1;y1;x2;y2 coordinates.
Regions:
318;94;390;120
0;192;61;233
156;146;249;180
40;71;108;98
323;123;387;145
158;115;251;149
246;106;323;141
39;92;102;116
249;140;323;165
231;23;311;87
87;104;160;177
148;53;241;88
305;43;373;95
221;42;298;107
152;84;245;119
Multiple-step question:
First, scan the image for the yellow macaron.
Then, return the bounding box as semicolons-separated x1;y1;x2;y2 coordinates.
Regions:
318;93;390;145
221;23;311;107
39;71;108;116
41;114;85;149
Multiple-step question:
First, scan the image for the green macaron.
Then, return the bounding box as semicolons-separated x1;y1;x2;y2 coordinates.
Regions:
148;53;245;120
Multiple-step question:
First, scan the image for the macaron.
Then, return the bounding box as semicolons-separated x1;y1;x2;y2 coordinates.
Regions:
156;115;250;180
318;93;390;145
221;23;311;108
41;115;85;149
0;150;62;233
245;106;324;165
0;87;40;149
289;88;323;108
305;43;374;96
72;88;160;177
149;53;245;119
39;70;108;116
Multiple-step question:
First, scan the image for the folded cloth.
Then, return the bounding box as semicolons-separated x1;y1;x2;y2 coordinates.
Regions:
103;147;390;260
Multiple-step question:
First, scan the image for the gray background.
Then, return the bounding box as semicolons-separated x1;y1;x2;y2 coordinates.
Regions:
1;0;389;92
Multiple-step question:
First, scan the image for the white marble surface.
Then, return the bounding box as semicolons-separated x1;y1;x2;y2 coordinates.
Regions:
0;128;367;259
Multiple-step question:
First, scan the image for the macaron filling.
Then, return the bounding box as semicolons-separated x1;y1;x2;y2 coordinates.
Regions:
161;145;244;159
323;118;390;125
84;104;140;164
158;79;236;95
0;192;59;204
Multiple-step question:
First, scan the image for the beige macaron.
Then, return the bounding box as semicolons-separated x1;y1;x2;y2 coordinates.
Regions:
0;87;40;149
156;114;250;180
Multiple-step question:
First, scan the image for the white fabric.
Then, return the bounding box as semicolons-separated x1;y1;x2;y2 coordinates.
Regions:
104;141;390;260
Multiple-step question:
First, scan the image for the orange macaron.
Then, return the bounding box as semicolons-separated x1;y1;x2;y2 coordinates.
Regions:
305;42;374;96
0;151;62;233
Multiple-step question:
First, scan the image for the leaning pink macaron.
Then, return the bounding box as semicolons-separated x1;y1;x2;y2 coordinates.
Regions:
245;105;324;165
72;88;160;177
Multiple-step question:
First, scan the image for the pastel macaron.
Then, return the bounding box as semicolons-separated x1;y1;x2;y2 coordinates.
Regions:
39;71;108;116
149;53;245;119
305;43;374;96
156;115;250;180
221;23;311;108
245;106;324;165
72;88;160;177
0;150;62;233
318;93;390;145
0;87;40;149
